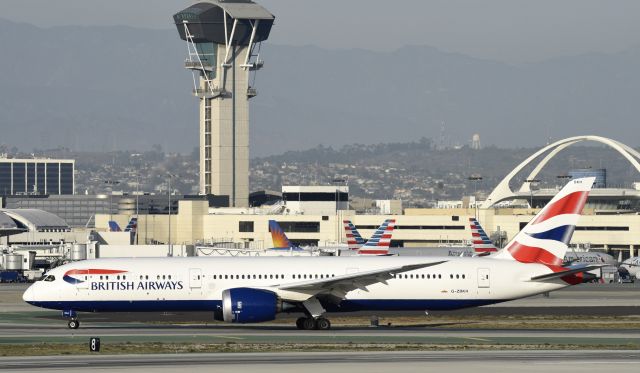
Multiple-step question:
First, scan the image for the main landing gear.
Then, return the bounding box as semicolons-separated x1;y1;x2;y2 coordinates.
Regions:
296;297;331;330
295;316;331;330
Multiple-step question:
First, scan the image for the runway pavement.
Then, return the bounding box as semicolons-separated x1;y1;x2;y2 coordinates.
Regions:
0;284;640;354
2;351;640;373
1;321;639;346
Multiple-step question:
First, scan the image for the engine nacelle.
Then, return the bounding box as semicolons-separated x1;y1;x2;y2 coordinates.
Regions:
220;287;280;323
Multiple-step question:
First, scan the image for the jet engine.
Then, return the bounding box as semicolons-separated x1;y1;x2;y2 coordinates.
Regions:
218;287;282;323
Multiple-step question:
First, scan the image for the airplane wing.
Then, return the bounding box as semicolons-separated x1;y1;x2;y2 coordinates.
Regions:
273;260;447;301
530;264;605;282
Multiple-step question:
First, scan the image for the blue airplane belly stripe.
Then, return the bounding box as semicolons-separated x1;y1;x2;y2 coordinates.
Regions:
331;299;508;311
27;299;511;313
26;300;222;312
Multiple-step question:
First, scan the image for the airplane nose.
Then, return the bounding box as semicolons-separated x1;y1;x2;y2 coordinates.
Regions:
22;285;35;303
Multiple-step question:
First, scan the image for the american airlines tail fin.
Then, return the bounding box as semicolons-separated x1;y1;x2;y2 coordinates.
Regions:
357;219;395;256
343;220;366;250
124;217;138;233
494;177;595;268
108;221;122;232
469;218;498;254
268;220;295;249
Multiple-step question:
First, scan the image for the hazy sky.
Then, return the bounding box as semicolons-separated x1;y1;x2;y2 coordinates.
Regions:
3;0;640;63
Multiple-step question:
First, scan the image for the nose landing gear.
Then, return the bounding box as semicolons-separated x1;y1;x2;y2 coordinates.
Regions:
68;319;80;329
63;310;79;329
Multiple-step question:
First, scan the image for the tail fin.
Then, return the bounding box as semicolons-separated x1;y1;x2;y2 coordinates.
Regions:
357;219;395;256
495;177;595;267
469;218;498;253
124;217;138;233
108;221;122;232
343;220;366;250
269;220;294;249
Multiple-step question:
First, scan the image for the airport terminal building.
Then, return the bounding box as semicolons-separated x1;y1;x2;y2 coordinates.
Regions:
94;197;640;259
0;158;74;196
93;136;640;260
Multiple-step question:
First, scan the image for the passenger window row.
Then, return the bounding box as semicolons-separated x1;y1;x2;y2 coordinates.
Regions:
91;275;174;281
393;273;467;280
211;274;337;280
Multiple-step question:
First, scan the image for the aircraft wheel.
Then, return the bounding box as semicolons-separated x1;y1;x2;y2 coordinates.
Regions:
316;317;331;330
68;319;80;329
295;317;306;330
302;317;317;330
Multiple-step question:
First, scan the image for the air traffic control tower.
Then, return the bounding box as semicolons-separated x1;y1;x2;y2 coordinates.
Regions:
174;1;274;207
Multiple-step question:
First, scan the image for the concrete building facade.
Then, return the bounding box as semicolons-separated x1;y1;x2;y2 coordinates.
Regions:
95;200;640;259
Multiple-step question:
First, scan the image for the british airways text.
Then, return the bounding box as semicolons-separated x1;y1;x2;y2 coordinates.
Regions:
90;281;184;291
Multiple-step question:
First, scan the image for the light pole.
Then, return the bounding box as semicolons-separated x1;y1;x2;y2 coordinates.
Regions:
167;173;177;257
525;178;540;208
104;180;120;222
332;178;346;243
468;175;482;219
131;154;141;245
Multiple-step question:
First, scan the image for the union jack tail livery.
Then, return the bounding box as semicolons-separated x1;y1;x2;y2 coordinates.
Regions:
343;220;366;250
495;177;595;277
469;218;498;253
357;219;396;256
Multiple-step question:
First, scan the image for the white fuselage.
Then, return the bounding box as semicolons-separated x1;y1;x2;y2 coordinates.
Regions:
24;256;568;314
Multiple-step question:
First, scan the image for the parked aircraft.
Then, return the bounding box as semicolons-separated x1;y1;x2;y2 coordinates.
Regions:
343;220;366;250
108;217;138;233
341;219;395;255
267;220;307;252
23;178;600;330
619;256;640;280
563;251;617;267
468;218;498;254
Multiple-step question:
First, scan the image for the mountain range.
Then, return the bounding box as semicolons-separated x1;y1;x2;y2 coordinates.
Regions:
1;19;639;157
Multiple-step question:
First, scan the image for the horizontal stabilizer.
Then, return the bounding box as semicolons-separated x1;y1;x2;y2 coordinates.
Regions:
530;264;604;282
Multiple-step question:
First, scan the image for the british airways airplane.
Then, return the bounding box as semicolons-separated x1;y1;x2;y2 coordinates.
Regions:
23;178;600;331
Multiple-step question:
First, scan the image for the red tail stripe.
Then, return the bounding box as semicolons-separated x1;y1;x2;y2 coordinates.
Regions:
65;269;127;276
507;242;563;267
532;191;589;224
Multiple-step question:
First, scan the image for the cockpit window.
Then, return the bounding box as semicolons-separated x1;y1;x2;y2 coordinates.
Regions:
43;275;55;282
